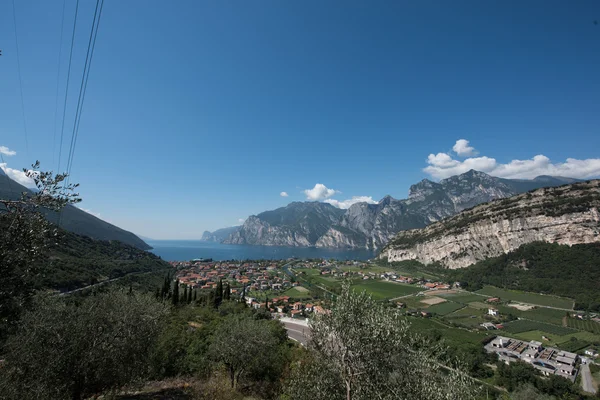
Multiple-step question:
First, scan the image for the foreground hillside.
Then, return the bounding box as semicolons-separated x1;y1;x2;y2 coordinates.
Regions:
381;180;600;268
222;170;580;250
0;171;150;250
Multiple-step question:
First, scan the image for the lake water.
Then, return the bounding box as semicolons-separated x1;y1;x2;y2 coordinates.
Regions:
147;240;375;261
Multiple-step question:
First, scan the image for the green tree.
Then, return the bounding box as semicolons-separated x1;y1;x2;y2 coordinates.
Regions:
0;162;80;334
223;282;231;301
208;314;283;389
183;285;188;304
284;283;478;400
172;281;180;306
0;290;168;400
214;279;223;308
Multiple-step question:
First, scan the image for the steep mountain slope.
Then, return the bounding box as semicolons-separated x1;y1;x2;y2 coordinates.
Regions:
223;202;345;246
201;226;240;242
380;180;600;268
220;170;585;249
0;173;151;250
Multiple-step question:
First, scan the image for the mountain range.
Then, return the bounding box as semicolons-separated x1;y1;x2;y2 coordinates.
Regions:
0;170;151;250
212;170;582;249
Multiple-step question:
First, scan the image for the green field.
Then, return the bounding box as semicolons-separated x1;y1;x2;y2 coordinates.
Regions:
352;280;422;300
427;302;465;316
476;286;573;309
282;286;313;299
501;319;576;335
566;318;600;334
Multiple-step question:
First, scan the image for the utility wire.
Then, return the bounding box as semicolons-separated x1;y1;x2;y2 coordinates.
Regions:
59;0;105;228
52;0;68;171
65;0;105;179
57;0;80;174
11;0;30;156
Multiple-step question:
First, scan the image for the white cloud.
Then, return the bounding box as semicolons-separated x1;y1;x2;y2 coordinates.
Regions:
424;140;600;180
452;139;478;157
0;146;16;156
0;162;36;188
238;218;246;223
303;183;338;201
280;191;289;197
325;196;378;209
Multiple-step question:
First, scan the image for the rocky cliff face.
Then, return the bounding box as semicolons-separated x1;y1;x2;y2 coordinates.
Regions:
380;180;600;268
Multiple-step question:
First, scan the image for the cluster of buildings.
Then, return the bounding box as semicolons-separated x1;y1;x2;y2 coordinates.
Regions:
171;260;292;293
485;336;580;381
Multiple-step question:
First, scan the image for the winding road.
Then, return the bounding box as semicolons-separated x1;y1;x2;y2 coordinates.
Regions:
280;317;310;346
581;363;597;395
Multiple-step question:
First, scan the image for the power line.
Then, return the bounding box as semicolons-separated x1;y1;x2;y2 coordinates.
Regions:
57;0;80;174
11;0;30;156
52;0;68;171
65;0;105;179
58;0;105;228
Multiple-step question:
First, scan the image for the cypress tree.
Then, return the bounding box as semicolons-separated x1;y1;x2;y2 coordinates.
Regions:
161;274;170;299
208;290;215;308
155;287;161;300
187;287;193;304
172;281;180;306
223;283;231;301
214;279;223;308
192;290;197;303
183;286;188;305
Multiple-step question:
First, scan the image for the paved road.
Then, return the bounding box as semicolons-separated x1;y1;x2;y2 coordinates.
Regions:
581;363;597;394
281;320;310;346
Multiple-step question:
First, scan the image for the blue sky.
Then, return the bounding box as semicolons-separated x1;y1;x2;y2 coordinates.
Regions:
1;0;599;239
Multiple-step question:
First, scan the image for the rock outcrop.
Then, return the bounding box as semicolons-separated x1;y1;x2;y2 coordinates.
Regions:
201;226;240;242
380;180;600;268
